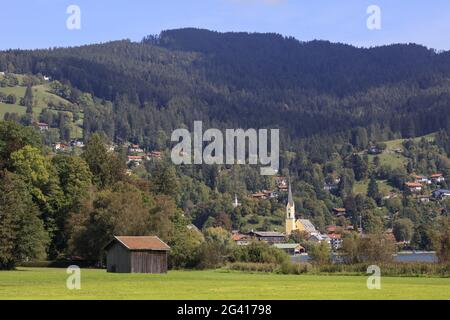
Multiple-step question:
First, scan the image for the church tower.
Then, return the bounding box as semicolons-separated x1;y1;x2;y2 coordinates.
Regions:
285;182;296;235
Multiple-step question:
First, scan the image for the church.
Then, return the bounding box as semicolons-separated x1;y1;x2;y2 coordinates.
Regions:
285;183;316;235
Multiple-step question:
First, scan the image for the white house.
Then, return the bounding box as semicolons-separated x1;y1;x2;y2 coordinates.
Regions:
128;144;144;153
431;173;445;184
405;182;422;192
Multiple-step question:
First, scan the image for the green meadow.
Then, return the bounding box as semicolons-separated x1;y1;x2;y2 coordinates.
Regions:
0;268;448;300
0;78;73;120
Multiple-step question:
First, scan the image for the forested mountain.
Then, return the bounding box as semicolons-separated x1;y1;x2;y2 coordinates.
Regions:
2;29;450;269
1;28;450;151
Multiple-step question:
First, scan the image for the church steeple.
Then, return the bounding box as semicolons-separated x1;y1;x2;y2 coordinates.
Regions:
285;180;296;235
288;182;294;208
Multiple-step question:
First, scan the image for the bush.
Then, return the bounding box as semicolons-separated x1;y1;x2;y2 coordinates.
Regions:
340;233;397;264
278;261;312;275
308;242;331;265
227;261;312;274
231;241;289;265
435;218;450;264
227;262;278;273
315;262;450;277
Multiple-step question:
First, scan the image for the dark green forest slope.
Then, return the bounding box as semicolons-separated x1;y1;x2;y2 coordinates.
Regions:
1;28;450;152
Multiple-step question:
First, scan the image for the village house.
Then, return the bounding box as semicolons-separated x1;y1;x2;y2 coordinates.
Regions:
326;225;352;249
368;146;382;155
326;226;338;234
405;182;423;193
326;227;343;250
323;173;340;192
308;233;331;244
323;182;338;192
149;151;163;159
107;144;117;152
412;174;431;185
432;189;450;200
250;190;277;200
54;142;69;152
70;140;85;148
104;236;170;273
416;195;431;203
273;243;304;255
431;173;445;184
332;207;347;217
383;192;398;200
247;231;285;244
250;192;267;200
127;155;145;164
263;190;277;199
231;232;250;246
274;176;288;192
128;144;144;153
33;121;49;131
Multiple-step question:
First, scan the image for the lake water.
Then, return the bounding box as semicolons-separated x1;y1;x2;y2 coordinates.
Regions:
291;251;437;263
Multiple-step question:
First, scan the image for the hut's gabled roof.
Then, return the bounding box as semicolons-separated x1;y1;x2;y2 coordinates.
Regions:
105;236;170;251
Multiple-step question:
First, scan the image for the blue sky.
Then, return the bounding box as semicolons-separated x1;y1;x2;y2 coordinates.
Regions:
1;0;449;50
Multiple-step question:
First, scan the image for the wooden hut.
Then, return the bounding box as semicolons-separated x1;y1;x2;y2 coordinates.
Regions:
104;236;170;273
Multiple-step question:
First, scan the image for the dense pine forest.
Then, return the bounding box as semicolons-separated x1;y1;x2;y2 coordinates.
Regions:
1;28;450;270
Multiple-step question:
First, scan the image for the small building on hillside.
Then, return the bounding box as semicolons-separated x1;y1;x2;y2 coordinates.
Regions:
412;174;431;185
231;232;250;246
328;233;343;250
33;121;49;131
128;144;144;153
431;173;445;184
247;231;285;244
332;208;347;217
405;182;423;193
368;146;382;155
104;236;170;273
149;151;163;159
273;243;304;255
432;189;450;200
54;142;69;152
127;155;145;164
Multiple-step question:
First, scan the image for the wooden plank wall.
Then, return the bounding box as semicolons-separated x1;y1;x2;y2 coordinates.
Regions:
106;243;131;273
130;251;167;273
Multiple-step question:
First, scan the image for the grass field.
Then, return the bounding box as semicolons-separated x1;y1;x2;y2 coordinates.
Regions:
0;81;83;138
353;179;395;196
0;268;449;300
0;82;72;120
